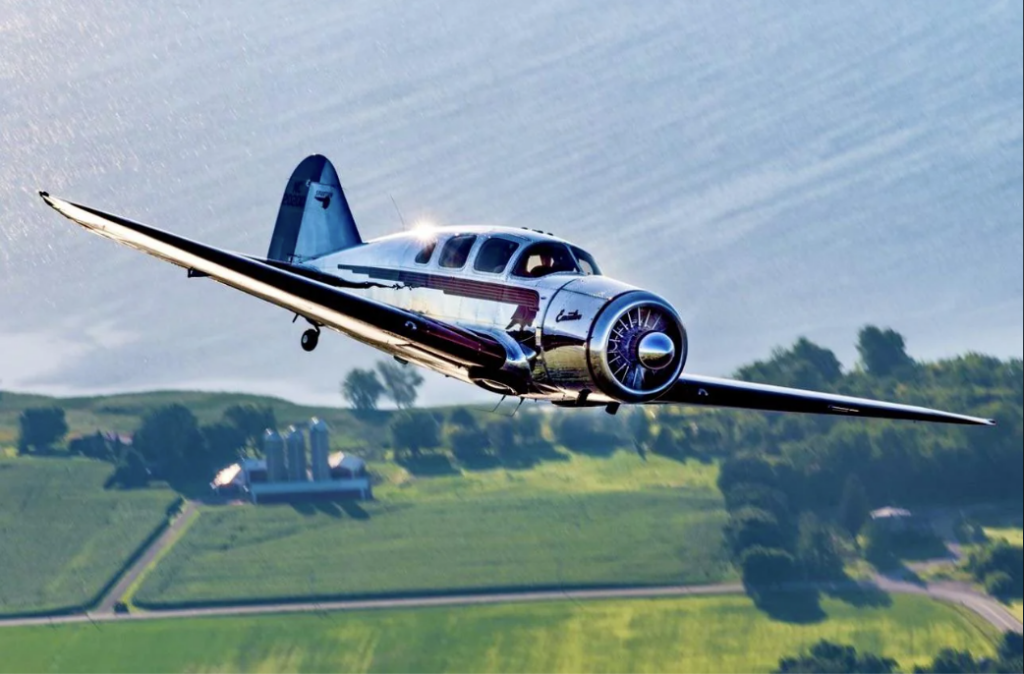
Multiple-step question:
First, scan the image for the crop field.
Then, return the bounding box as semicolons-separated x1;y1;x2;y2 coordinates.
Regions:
135;477;731;607
0;594;998;673
0;458;178;616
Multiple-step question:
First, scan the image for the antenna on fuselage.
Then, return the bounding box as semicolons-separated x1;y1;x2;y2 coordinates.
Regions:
389;194;408;230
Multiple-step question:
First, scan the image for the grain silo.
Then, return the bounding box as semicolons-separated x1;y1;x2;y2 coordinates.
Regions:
286;426;308;482
309;418;331;482
263;429;286;483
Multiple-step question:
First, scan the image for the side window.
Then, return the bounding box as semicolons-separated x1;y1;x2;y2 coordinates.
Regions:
570;246;602;276
473;238;520;274
414;239;437;264
512;242;580;278
438;235;477;269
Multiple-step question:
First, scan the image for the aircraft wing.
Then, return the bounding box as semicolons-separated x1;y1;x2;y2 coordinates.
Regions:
658;373;994;426
38;193;507;371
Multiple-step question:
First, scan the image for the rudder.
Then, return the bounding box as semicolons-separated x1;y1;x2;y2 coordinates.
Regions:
267;155;362;263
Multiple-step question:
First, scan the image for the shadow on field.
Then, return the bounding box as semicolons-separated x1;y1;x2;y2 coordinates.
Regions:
397;453;459;477
500;441;568;471
339;501;371;520
753;589;827;624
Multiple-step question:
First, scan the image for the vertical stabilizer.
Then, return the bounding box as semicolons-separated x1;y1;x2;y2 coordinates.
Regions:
267;155;362;263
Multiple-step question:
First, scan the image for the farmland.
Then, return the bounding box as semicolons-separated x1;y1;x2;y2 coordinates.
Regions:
0;458;178;616
0;594;998;673
135;451;730;607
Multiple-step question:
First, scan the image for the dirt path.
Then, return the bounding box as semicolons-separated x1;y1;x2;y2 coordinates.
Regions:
94;501;198;614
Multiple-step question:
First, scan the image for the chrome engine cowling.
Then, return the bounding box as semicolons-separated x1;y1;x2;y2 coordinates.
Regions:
539;279;688;403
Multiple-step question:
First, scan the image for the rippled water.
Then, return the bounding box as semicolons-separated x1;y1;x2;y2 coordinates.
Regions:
1;0;1021;404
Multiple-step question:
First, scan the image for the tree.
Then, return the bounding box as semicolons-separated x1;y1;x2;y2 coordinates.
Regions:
651;426;678;458
514;411;543;444
726;508;789;558
913;649;987;674
448;407;479;430
628;409;653;449
111;446;150;489
376;360;425;409
449;426;490;462
487;419;516;458
69;432;116;462
839;474;871;537
341;368;386;412
740;546;798;589
857;326;915;377
18;407;69;454
389;410;440;457
724;483;792;525
132;404;205;481
796;513;844;581
201;422;247;469
776;641;899;674
223;404;276;449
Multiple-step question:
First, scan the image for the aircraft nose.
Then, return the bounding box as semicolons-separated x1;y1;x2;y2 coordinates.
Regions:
637;331;675;371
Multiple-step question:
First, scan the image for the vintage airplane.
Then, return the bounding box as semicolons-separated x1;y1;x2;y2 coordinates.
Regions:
40;155;993;426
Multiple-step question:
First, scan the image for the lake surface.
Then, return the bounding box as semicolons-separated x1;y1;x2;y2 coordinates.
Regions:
1;0;1021;404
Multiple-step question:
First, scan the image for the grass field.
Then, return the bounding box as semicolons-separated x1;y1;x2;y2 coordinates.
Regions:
135;457;731;607
1012;602;1022;623
0;458;178;616
0;594;998;673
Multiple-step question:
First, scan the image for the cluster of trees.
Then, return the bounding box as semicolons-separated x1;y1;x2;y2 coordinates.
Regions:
62;403;274;488
774;635;1023;674
967;543;1023;601
342;360;424;411
17;407;69;454
719;454;851;590
386;406;546;464
659;327;1022;511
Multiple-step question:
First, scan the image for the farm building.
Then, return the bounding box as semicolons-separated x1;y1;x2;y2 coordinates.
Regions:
210;418;371;503
870;507;930;534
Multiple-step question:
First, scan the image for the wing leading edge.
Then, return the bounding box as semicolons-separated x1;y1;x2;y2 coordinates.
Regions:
659;373;994;426
38;193;506;372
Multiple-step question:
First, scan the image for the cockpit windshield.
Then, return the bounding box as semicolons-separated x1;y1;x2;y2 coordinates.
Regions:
512;242;603;279
512;242;580;278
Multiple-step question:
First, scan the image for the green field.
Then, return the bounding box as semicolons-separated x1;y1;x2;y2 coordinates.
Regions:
1012;602;1022;623
135;452;729;607
0;458;178;616
0;595;998;673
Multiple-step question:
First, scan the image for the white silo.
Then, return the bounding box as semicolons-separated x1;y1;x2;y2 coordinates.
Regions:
286;426;308;482
263;429;286;483
310;418;331;482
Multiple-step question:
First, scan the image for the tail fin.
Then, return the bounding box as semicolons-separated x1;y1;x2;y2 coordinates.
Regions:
267;155;362;263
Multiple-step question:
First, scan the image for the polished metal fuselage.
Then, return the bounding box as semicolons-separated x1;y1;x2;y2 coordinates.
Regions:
305;225;653;403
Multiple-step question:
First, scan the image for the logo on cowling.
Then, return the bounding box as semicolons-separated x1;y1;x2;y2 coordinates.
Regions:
556;309;582;323
314;190;332;210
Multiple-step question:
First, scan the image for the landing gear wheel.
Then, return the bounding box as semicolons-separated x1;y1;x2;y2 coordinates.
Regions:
301;329;320;352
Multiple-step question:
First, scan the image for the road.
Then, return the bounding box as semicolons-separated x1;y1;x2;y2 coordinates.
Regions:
1;577;1020;634
95;501;198;614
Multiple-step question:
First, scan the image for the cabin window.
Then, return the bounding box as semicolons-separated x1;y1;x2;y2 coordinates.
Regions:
512;242;580;278
438;235;477;269
414;239;437;264
570;246;602;276
473;238;520;274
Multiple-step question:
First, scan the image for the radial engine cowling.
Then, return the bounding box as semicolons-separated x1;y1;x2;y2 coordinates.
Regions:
540;281;688;403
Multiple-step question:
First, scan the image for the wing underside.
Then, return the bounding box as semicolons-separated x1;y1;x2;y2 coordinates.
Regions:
38;193;507;373
659;373;994;426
